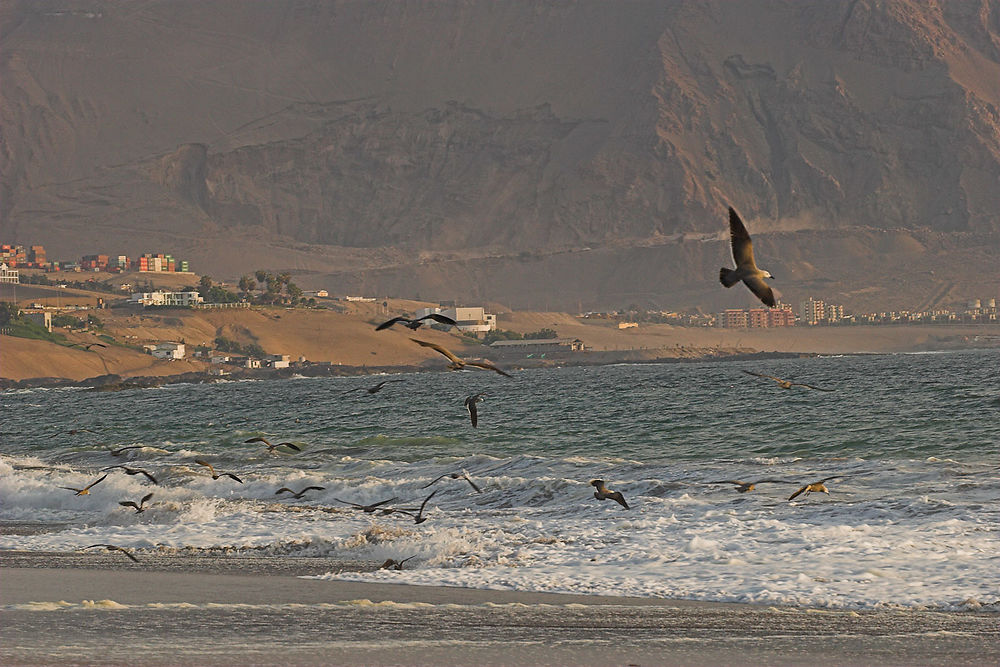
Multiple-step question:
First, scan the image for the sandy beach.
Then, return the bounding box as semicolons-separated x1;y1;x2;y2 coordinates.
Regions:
2;553;997;667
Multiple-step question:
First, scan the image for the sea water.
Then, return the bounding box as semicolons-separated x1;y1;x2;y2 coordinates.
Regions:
2;350;998;610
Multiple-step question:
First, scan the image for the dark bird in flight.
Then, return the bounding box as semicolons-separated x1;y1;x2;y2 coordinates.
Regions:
742;370;834;392
70;342;107;350
710;479;791;493
119;492;154;514
719;207;776;307
333;496;399;513
380;555;418;570
80;544;139;563
275;486;326;499
376;313;458;331
788;476;844;501
59;474;109;496
404;490;438;524
590;479;630;510
244;437;303;453
343;379;405;395
194;460;244;483
464;393;486;427
109;445;146;457
102;465;159;485
422;471;482;494
410;338;512;377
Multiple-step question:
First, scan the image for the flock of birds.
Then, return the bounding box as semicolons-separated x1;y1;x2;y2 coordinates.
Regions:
60;206;847;566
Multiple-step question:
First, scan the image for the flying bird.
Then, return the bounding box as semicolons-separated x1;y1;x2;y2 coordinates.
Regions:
710;479;791;493
70;342;107;350
376;313;458;331
59;473;109;496
464;393;486;427
333;496;399;513
590;479;630;510
194;460;244;483
406;490;438;524
410;338;512;377
343;380;405;395
742;370;834;392
119;492;154;514
109;445;146;457
788;476;844;501
102;465;159;485
80;544;139;563
719;206;776;307
422;471;482;494
380;555;418;570
244;437;303;453
275;485;326;499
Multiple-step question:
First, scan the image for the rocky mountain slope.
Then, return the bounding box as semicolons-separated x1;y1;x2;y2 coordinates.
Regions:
2;0;998;311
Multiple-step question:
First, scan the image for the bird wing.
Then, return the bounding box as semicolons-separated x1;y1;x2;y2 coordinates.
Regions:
788;485;808;501
754;479;792;484
410;338;463;364
59;486;82;493
610;491;630;510
421;474;449;489
244;437;271;446
276;487;293;495
794;383;835;392
710;480;745;486
140;492;154;505
417;489;438;516
85;474;109;491
741;370;774;380
366;497;399;510
222;473;244;484
742;274;776;307
342;387;365;394
119;501;139;510
333;498;363;509
462;474;483;493
110;445;143;456
819;476;844;483
466;360;512;377
728;207;758;269
424;313;458;326
466;400;479;427
194;460;216;476
375;316;409;331
277;442;302;452
137;470;159;484
88;343;108;349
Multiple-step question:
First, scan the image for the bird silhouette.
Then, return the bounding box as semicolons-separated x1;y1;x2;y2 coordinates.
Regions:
789;476;844;501
275;486;326;499
59;474;108;496
102;465;159;485
194;460;243;483
108;445;146;457
590;479;630;509
333;496;399;513
119;492;154;514
710;479;791;493
719;207;776;307
376;313;457;331
410;339;511;377
422;471;482;494
244;437;302;453
343;380;404;395
80;544;139;562
464;393;486;427
379;555;418;570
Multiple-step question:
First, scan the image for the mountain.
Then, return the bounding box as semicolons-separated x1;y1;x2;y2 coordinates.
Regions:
2;0;999;312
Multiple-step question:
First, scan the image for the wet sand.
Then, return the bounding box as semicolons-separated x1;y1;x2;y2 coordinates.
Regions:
2;554;997;666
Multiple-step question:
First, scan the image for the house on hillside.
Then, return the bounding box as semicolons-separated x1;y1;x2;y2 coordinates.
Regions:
129;291;203;307
150;342;185;360
415;306;497;336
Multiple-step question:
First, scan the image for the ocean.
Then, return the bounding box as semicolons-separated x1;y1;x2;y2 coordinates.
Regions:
2;349;998;611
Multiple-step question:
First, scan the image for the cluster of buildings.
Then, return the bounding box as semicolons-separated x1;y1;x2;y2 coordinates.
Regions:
717;303;797;329
0;244;190;273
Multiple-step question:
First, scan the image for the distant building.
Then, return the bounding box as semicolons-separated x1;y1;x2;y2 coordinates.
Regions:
0;263;19;284
303;290;329;298
264;354;290;369
490;338;585;353
617;321;638;329
128;291;203;307
800;297;825;325
415;306;497;336
151;342;185;360
23;311;52;332
718;304;794;328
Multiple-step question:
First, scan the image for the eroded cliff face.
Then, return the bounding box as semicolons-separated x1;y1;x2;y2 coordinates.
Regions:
1;0;998;310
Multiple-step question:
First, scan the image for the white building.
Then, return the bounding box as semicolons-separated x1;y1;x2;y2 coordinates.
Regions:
151;342;185;360
265;354;290;369
0;263;19;284
129;291;203;307
414;306;497;336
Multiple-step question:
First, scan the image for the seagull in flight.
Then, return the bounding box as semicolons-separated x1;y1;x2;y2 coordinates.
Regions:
69;342;107;350
788;476;844;501
464;393;486;427
80;544;139;563
710;478;791;493
590;479;630;510
275;485;326;499
59;473;109;496
333;496;399;513
244;437;303;453
343;379;405;395
422;470;482;494
395;490;438;524
742;370;834;391
119;492;154;514
102;465;159;485
410;338;512;377
194;460;244;483
719;206;776;307
376;313;458;331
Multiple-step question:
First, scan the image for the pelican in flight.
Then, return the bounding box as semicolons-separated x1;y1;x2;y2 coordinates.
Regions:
410;338;512;377
343;379;404;395
80;544;139;563
119;492;154;514
710;478;791;493
788;476;843;501
742;370;834;392
464;393;486;427
719;207;776;307
376;313;457;331
275;485;326;499
590;479;630;510
333;496;399;513
102;465;159;485
422;470;482;494
194;460;244;483
59;473;108;496
244;437;303;453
